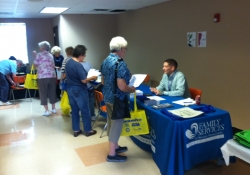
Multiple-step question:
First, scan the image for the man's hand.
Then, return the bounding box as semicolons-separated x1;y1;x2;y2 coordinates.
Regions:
12;82;19;87
150;87;161;95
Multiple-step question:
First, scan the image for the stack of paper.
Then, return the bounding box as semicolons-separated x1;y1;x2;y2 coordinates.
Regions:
147;96;165;105
168;107;203;118
130;90;143;98
129;74;147;87
172;98;196;106
87;69;101;78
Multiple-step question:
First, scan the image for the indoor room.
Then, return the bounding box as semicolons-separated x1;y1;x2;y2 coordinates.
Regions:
0;0;250;175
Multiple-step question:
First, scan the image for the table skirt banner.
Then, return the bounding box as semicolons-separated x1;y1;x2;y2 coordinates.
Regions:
132;84;233;175
180;108;233;170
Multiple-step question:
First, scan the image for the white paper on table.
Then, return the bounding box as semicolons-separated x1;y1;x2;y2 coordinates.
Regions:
167;107;203;118
147;96;165;101
56;69;61;80
87;69;101;78
172;98;196;106
128;74;147;87
130;90;144;98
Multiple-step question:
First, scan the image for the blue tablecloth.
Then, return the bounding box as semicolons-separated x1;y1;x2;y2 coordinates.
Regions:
130;85;233;175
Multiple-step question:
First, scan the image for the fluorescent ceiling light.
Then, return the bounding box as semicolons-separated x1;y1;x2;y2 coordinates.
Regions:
40;7;68;14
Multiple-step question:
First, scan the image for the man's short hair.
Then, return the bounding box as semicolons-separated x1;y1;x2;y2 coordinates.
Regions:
73;45;87;58
9;56;17;60
109;36;127;53
164;59;178;70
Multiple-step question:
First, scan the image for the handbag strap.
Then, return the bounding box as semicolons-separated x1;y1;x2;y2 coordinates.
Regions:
30;64;36;74
113;59;123;95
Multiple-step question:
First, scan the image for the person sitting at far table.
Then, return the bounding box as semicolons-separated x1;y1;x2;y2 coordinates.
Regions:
150;58;190;98
0;59;22;105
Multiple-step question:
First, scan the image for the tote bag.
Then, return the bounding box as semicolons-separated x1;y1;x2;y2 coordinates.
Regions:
121;92;149;136
60;91;71;115
24;65;38;89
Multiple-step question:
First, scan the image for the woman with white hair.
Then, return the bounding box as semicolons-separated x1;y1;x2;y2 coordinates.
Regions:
33;41;57;116
101;36;136;162
51;46;64;100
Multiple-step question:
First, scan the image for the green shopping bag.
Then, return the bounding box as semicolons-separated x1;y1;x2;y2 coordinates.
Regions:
121;93;149;136
234;130;250;148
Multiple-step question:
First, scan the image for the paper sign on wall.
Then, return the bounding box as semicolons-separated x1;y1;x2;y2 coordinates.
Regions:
187;32;196;47
198;31;206;47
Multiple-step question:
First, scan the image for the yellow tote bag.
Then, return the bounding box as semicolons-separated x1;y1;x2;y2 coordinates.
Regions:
121;93;149;136
60;91;71;115
24;65;38;89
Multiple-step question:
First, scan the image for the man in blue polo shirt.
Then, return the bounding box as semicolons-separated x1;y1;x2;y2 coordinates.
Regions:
0;59;22;105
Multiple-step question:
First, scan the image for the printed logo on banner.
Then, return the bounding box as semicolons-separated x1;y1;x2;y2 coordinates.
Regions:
185;119;225;148
151;129;156;139
185;123;198;139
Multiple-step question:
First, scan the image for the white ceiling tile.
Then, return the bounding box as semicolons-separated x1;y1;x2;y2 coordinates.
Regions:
0;0;171;18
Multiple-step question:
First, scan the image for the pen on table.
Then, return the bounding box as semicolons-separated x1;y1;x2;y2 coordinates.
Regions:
184;102;193;103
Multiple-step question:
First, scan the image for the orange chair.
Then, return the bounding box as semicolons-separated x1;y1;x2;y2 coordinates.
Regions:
10;75;32;103
92;90;107;138
143;74;150;82
189;88;202;100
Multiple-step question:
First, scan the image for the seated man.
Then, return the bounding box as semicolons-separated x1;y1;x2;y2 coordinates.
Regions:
150;58;190;98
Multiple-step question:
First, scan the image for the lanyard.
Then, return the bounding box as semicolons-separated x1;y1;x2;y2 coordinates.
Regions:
168;71;178;91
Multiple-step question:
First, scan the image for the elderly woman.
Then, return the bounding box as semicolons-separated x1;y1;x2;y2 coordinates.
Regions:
33;41;57;116
51;46;64;100
65;45;97;137
101;36;135;162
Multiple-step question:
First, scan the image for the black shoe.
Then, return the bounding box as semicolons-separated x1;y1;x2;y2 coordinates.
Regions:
86;130;97;137
116;146;128;153
106;154;127;162
74;130;82;137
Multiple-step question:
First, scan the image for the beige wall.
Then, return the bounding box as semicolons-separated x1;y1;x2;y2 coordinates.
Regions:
117;0;250;129
0;18;54;66
1;0;249;129
52;14;118;69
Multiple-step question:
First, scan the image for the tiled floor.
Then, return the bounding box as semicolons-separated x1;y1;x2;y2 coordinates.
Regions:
0;98;249;175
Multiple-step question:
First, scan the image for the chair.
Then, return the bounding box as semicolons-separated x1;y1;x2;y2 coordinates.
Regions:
92;90;107;138
10;75;32;103
189;87;202;100
143;74;150;82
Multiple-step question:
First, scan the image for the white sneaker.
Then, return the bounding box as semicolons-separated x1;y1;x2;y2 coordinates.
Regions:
2;101;12;105
52;109;57;114
43;110;51;116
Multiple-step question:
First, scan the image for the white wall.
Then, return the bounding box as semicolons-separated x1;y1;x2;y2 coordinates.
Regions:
52;14;118;70
0;18;53;68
